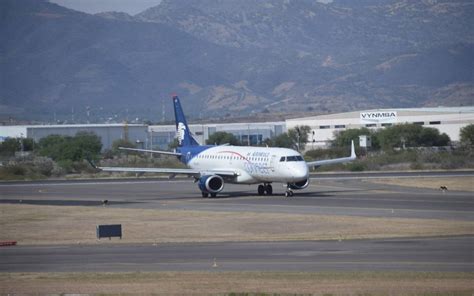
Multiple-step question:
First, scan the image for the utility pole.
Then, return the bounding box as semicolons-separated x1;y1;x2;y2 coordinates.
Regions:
161;98;165;123
295;127;301;152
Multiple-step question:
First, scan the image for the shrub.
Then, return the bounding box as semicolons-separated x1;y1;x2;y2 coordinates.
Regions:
38;132;102;162
348;162;366;171
460;124;474;147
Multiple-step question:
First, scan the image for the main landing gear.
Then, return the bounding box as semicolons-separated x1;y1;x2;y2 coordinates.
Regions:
257;183;273;196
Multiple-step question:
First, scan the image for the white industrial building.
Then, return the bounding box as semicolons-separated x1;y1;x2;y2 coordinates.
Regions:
0;122;285;151
0;124;148;151
2;106;472;152
286;106;474;149
149;122;285;149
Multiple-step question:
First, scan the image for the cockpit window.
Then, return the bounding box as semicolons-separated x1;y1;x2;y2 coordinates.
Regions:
283;155;304;162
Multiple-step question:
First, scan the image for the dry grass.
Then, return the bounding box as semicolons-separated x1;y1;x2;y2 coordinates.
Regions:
366;176;474;191
1;272;473;295
1;204;474;245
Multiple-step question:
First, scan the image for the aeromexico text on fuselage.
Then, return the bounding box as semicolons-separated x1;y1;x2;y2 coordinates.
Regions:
98;95;356;198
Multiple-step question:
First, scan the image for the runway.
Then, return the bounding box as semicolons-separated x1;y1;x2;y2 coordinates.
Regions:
1;236;473;272
1;171;473;273
1;171;473;220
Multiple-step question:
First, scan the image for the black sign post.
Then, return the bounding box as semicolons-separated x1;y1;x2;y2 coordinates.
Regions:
96;224;122;240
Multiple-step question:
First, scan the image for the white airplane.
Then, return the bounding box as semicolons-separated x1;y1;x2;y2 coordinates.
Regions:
96;95;356;197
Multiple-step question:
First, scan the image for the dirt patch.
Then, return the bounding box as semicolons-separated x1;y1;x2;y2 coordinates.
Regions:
1;204;473;245
365;176;474;192
1;272;473;295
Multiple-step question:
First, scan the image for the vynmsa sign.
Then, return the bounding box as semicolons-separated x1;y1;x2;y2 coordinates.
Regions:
360;111;397;124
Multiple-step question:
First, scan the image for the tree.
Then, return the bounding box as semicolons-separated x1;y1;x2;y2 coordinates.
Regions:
419;128;450;147
0;138;35;157
38;132;102;162
73;132;102;160
38;135;69;160
206;132;240;145
287;125;311;151
378;124;450;150
460;124;474;147
269;133;294;149
265;126;311;150
378;124;423;150
0;138;20;156
332;127;380;149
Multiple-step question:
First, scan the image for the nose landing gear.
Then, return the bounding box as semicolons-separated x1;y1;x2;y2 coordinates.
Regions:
285;184;294;197
257;183;273;196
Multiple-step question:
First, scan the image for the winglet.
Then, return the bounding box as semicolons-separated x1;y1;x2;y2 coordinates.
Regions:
350;140;356;159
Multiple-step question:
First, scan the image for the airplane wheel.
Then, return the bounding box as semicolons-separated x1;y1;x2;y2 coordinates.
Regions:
210;193;217;198
258;185;265;195
201;192;209;198
265;185;273;195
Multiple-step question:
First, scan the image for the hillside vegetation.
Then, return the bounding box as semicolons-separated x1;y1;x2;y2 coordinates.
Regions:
1;0;472;122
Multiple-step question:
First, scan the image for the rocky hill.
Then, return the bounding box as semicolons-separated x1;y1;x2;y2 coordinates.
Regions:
1;0;472;122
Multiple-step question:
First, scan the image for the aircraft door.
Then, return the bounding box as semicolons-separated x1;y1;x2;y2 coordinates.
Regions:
270;155;277;173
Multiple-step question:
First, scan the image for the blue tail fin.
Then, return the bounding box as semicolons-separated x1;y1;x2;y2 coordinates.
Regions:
172;95;200;147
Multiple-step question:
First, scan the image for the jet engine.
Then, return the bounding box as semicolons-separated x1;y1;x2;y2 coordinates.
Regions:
288;179;309;190
198;175;224;194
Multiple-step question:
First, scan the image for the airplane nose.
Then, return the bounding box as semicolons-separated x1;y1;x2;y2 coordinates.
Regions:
289;163;309;181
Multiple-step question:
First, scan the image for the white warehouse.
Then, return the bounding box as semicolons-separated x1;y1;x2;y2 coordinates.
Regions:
0;124;148;151
286;107;474;149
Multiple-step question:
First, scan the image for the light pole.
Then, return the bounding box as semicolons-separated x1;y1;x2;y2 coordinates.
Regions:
295;127;301;152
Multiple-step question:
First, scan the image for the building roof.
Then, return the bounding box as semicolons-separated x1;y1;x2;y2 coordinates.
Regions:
286;106;474;122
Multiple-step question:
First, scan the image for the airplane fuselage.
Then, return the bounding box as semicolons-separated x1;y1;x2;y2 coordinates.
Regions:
179;145;309;185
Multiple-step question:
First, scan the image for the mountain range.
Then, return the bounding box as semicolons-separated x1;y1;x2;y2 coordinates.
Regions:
1;0;473;123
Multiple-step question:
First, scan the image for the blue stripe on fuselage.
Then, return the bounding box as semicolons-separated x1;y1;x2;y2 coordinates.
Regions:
176;145;214;165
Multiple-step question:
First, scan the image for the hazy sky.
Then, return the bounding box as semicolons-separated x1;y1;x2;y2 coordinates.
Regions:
49;0;163;15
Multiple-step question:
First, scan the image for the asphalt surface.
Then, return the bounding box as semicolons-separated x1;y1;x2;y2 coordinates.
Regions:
1;171;473;220
1;236;473;272
0;171;473;273
2;170;473;185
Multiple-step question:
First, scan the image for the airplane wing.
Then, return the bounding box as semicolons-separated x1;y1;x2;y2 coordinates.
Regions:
95;166;238;177
99;147;238;177
306;140;356;169
118;147;181;156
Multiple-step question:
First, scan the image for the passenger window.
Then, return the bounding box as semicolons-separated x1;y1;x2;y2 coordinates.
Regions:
280;157;285;162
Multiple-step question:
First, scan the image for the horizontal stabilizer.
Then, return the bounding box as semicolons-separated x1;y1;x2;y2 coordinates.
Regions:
98;166;199;175
118;147;181;156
